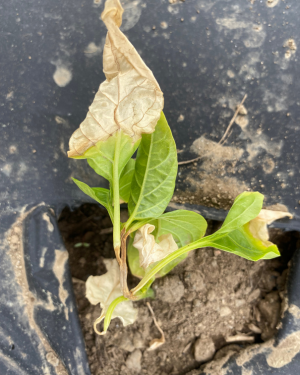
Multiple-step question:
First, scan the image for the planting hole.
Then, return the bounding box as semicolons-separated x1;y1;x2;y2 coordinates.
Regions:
58;203;298;374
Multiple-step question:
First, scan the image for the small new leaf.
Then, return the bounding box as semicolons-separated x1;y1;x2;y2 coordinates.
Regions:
72;178;114;221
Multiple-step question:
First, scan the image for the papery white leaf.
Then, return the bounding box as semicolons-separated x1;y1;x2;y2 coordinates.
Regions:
68;0;163;157
248;209;292;247
86;259;137;327
133;224;178;269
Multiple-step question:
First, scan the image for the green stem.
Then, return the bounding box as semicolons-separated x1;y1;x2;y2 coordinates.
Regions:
113;130;122;251
131;239;211;295
125;218;149;235
103;295;128;332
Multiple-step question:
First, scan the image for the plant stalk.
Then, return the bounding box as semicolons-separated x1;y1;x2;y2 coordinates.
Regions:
113;130;122;260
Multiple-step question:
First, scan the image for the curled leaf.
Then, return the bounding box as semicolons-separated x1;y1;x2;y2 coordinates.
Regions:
248;209;293;247
133;224;178;269
68;0;163;157
86;259;137;334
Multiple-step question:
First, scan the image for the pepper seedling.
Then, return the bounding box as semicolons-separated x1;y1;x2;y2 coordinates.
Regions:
67;0;291;335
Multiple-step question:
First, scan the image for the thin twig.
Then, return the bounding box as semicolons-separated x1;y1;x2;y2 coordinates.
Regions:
226;335;255;343
178;155;203;166
178;94;247;165
218;94;247;145
146;302;166;350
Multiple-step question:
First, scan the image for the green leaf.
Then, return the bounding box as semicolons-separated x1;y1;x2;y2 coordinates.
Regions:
217;192;264;237
150;209;207;276
127;236;145;278
127;210;207;278
206;222;280;261
74;132;140;183
119;159;135;203
150;210;207;247
129;193;279;297
72;178;114;222
127;112;177;225
127;236;170;279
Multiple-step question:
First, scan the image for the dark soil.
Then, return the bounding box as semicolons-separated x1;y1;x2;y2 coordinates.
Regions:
58;204;298;375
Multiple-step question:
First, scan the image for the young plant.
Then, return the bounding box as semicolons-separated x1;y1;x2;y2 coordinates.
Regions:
68;0;291;335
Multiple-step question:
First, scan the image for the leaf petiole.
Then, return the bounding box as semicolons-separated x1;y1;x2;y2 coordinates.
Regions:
102;284;155;333
103;295;128;333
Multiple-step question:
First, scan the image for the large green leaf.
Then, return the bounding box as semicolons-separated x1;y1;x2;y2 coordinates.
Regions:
127;210;207;278
150;210;208;277
119;159;135;203
206;222;280;261
127;112;177;223
216;192;264;237
150;210;207;247
72;178;114;222
73;132;140;183
127;236;177;279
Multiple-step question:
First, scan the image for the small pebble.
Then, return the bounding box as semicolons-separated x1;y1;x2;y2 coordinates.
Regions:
125;349;142;372
194;337;215;363
220;306;232;317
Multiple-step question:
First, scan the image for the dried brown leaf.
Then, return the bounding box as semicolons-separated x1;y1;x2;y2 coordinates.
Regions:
68;0;163;157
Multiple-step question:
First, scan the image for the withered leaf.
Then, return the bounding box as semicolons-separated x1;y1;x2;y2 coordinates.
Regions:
248;209;292;247
86;259;137;334
68;0;163;157
133;224;178;269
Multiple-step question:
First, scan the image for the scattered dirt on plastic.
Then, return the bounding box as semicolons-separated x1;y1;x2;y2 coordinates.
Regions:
262;157;275;174
283;39;297;59
173;175;248;210
266;0;280;8
7;206;69;375
58;204;298;375
52;62;72;87
266;331;300;368
53;250;69;320
173;136;248;209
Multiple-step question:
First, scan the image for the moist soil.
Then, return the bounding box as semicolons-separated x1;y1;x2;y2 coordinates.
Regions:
58;204;298;375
